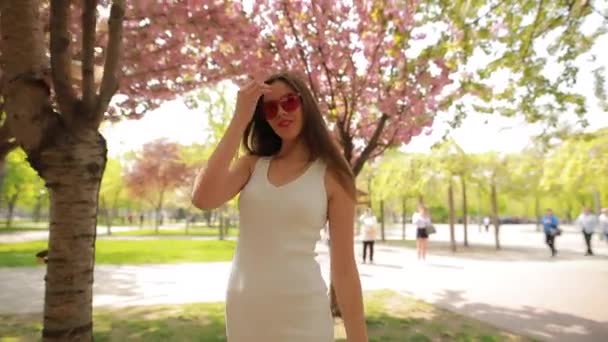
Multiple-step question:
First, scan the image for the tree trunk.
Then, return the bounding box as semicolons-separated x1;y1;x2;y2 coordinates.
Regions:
491;182;501;250
39;131;106;341
477;186;482;231
33;193;44;222
535;194;541;231
1;4;108;338
380;199;385;241
401;196;406;240
460;176;468;247
7;193;19;228
204;209;212;227
154;191;164;233
219;206;225;240
448;178;456;252
100;197;112;236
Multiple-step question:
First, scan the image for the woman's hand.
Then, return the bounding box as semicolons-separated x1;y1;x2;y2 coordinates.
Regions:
234;80;272;125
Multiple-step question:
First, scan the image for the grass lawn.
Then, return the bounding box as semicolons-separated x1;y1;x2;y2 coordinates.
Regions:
0;240;235;267
0;291;534;342
113;227;238;237
0;225;48;234
0;227;45;234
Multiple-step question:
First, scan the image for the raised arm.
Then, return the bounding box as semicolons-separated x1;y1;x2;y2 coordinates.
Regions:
191;81;271;209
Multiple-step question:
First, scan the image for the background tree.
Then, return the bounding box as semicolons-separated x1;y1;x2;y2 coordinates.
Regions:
125;139;192;232
247;0;453;176
428;0;608;138
0;2;261;338
371;151;436;239
475;152;510;249
99;157;128;234
1;149;44;227
509;146;546;229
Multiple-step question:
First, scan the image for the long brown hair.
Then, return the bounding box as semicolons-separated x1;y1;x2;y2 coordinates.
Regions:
242;71;356;198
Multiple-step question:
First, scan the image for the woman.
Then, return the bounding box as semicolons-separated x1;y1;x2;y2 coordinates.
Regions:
359;208;377;264
576;207;598;256
412;205;432;260
191;72;368;342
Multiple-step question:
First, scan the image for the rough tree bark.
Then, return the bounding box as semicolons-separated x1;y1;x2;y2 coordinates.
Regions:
1;1;123;340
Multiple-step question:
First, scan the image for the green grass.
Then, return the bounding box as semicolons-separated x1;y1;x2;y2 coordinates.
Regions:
0;225;48;234
113;227;238;237
0;240;236;267
0;291;533;342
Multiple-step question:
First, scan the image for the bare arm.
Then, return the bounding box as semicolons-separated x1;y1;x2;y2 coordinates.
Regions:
191;81;271;209
191;119;254;209
326;171;368;342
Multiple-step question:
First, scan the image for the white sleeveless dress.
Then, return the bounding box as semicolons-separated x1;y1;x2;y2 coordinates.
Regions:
225;156;334;342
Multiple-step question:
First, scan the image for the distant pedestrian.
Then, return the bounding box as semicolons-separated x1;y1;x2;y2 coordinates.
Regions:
413;205;432;261
576;207;599;256
599;208;608;243
541;208;560;257
483;216;491;232
359;208;377;264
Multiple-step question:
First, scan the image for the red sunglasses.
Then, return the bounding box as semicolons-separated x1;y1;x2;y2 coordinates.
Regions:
262;93;301;120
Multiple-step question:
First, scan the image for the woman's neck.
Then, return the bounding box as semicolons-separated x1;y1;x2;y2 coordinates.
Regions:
276;138;310;162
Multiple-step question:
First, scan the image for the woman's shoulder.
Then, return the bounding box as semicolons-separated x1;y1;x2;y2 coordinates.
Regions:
323;159;357;197
236;154;267;175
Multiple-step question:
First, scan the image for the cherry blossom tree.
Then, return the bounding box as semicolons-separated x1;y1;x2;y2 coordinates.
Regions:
242;0;451;175
124;139;192;232
0;1;258;340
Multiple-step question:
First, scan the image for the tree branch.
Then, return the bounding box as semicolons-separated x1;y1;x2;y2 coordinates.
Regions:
95;1;125;128
337;118;354;164
466;0;509;26
283;2;318;98
521;0;546;59
82;0;98;113
352;113;389;176
50;0;78;118
347;26;385;130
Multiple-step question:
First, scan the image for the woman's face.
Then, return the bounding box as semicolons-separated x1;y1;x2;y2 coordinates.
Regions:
262;81;304;141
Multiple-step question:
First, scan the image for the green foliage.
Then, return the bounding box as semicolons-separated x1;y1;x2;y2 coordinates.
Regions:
99;158;131;223
370;127;607;220
1;149;45;215
423;0;607;138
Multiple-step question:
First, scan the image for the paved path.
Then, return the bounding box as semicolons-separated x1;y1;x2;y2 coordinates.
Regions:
2;223;608;341
2;237;607;342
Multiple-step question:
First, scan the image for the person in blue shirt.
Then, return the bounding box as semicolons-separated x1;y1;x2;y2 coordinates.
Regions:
542;208;560;257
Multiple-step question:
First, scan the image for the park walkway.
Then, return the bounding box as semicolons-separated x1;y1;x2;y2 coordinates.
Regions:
1;224;608;341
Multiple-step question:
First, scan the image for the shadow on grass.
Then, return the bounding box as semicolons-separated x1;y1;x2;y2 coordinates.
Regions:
380;240;608;263
432;289;608;342
0;291;533;342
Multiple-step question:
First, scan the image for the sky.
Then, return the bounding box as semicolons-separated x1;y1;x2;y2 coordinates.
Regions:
101;6;608;157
